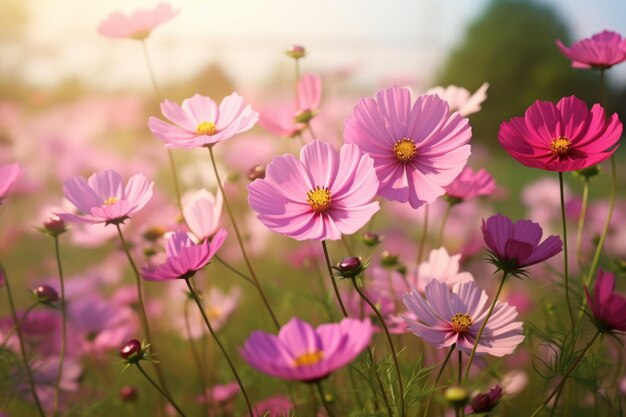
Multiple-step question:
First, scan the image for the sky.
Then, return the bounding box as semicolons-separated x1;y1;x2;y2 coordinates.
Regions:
7;0;626;92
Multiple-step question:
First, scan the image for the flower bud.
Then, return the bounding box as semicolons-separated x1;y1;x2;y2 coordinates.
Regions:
469;385;502;413
294;109;315;124
573;165;601;180
247;165;266;181
334;256;366;279
119;385;138;402
143;226;166;242
42;216;67;236
119;339;144;363
380;251;398;268
361;232;380;247
285;45;306;59
33;285;59;303
444;385;469;408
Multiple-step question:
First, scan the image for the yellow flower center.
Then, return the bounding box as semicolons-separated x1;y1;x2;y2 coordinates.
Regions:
451;313;473;333
197;121;217;136
306;187;332;213
103;197;119;206
393;138;417;162
550;136;572;156
206;307;222;320
293;350;324;367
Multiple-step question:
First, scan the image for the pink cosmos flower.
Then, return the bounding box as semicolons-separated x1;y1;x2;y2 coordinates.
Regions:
183;189;223;241
498;96;622;172
57;170;154;225
482;214;563;275
444;167;496;202
241;317;373;382
174;286;241;339
426;82;489;116
197;381;239;406
97;3;178;40
250;395;295;417
0;162;23;203
15;357;81;410
585;269;626;333
344;86;471;209
142;228;227;281
403;280;524;356
148;93;259;148
248;140;380;241
556;30;626;69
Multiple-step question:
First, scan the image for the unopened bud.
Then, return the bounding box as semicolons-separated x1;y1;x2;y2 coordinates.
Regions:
119;339;144;363
119;385;138;402
362;232;381;247
286;45;306;59
33;285;59;303
247;165;266;181
334;256;366;279
43;216;67;236
444;385;469;408
380;251;398;268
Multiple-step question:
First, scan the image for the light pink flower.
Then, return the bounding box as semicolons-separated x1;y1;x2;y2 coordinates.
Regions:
250;395;295;417
97;3;178;40
248;140;380;241
413;247;474;291
444;167;496;202
57;170;153;225
344;86;472;209
197;381;240;405
426;83;489;116
0;162;23;203
403;280;524;356
174;286;241;339
148;93;258;148
556;30;626;69
183;189;223;241
15;357;81;410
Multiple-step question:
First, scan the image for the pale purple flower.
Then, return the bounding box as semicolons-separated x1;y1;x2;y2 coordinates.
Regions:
57;170;153;225
444;167;496;202
0;162;23;204
14;357;81;410
241;317;373;382
403;280;524;356
426;82;489;116
183;189;223;241
248;140;380;241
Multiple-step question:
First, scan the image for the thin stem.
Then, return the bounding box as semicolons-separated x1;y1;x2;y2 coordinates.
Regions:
52;236;67;416
321;240;348;317
214;255;254;285
366;347;393;417
351;277;405;417
135;363;187;417
184;278;254;416
529;331;600;417
315;381;336;417
166;149;185;220
182;299;209;415
340;235;353;255
140;40;162;98
422;345;455;417
599;69;607;107
559;172;575;331
0;303;37;349
436;203;453;248
463;271;508;382
575;179;589;270
207;146;280;329
307;122;318;141
0;264;46;417
417;205;429;264
457;350;462;384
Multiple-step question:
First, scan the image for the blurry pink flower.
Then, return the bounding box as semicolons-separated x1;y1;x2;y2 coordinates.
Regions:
142;229;227;281
197;381;239;404
466;385;502;414
248;140;380;241
426;82;489;116
342;287;405;334
444;167;495;202
175;286;241;339
250;395;295;417
0;162;23;203
522;178;571;227
15;357;81;410
241;317;373;382
413;247;474;291
403;280;524;356
585;269;626;333
148;93;258;148
501;369;529;396
57;170;153;225
183;189;223;241
344;86;471;209
556;30;626;69
498;96;622;172
97;3;178;40
482;214;563;276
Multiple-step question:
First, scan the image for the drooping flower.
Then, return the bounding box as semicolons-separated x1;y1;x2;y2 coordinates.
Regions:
240;317;373;382
403;280;524;356
481;214;563;276
148;93;258;148
0;162;23;204
183;189;223;241
57;170;154;225
498;96;622;172
142;229;227;281
426;82;489;116
585;269;626;333
248;140;380;241
97;3;178;40
444;167;496;203
466;385;503;414
344;86;472;209
556;30;626;69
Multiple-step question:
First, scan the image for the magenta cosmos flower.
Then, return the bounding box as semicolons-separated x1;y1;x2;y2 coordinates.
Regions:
557;30;626;69
241;317;373;382
444;167;495;202
148;93;258;148
57;170;153;225
0;162;23;204
142;228;227;281
585;269;626;333
482;214;563;276
248;140;380;241
344;86;472;209
498;96;622;172
98;3;178;40
403;280;524;356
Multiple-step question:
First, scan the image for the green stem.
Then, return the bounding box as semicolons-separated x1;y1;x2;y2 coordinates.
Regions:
140;39;162;98
575;179;589;271
214;255;254;285
559;172;575;331
315;381;336;417
0;264;46;417
529;331;600;417
207;146;280;329
463;271;508;382
457;350;462;384
351;277;405;417
182;298;210;416
135;362;187;417
436;203;453;248
166;149;185;221
307;122;318;141
184;278;254;416
52;236;67;416
417;205;429;264
321;240;348;317
366;347;393;417
422;345;455;417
